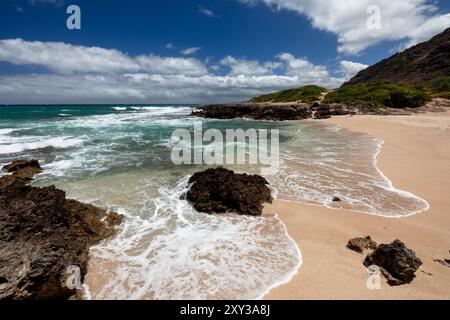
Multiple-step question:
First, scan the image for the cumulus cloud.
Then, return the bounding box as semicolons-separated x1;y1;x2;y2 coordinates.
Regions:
277;53;332;82
239;0;450;55
0;39;347;103
0;39;207;76
220;56;281;76
136;55;207;76
0;73;328;104
0;39;139;74
339;60;369;78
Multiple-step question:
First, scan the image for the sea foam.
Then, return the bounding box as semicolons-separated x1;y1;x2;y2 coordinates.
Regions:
74;174;302;300
0;136;84;154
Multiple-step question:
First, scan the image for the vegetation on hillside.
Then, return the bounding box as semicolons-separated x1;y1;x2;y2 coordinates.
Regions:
421;76;450;99
251;77;449;109
323;80;432;108
250;85;327;103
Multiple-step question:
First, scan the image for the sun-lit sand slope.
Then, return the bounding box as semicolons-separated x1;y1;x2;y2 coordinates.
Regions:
264;110;450;300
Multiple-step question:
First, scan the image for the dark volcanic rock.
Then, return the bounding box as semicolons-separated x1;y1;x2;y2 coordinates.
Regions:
192;103;313;121
2;159;42;181
346;236;377;254
345;27;450;86
186;167;273;216
0;160;123;300
314;103;358;119
364;240;422;286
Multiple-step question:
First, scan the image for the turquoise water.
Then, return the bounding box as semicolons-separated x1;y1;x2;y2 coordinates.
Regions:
0;104;428;299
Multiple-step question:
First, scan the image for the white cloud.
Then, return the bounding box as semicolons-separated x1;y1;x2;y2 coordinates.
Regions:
136;55;207;76
180;47;202;55
0;73;336;104
0;39;139;74
0;39;207;76
339;60;369;78
277;53;337;85
401;13;450;49
165;43;176;49
0;39;347;103
220;55;281;76
198;6;219;18
239;0;450;55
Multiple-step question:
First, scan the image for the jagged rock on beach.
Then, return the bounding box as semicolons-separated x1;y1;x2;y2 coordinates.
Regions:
346;236;377;254
364;240;422;286
0;160;123;300
313;103;358;119
192;103;313;121
2;159;42;181
186;167;273;216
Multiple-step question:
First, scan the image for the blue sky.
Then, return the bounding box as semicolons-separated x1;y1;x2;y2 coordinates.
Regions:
0;0;449;104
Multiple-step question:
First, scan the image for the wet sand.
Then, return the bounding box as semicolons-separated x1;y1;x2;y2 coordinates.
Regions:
264;110;450;299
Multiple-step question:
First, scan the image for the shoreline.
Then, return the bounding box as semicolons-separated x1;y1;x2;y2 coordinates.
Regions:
263;110;450;299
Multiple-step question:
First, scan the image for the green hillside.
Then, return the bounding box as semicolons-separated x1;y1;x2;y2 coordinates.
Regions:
250;85;327;103
324;80;432;108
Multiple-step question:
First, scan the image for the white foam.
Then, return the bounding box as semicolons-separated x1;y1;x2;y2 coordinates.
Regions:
369;140;430;218
85;175;301;300
113;107;127;111
271;122;430;218
0;128;16;136
0;136;84;154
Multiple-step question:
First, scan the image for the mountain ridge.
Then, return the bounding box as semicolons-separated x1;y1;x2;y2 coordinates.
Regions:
345;28;450;86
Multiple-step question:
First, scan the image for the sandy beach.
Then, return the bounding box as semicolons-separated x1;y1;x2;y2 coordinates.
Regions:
264;110;450;300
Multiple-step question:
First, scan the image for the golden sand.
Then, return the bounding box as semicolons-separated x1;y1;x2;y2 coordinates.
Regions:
263;111;450;299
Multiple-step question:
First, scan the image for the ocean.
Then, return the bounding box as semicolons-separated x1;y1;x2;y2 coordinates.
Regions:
0;104;429;299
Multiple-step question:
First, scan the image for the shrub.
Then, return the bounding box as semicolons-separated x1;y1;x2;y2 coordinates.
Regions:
436;92;450;100
385;88;431;108
426;76;450;93
324;80;431;108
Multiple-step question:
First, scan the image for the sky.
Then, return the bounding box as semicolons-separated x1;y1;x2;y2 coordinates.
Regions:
0;0;449;104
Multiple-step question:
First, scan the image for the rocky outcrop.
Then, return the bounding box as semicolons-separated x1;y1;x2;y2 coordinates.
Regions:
186;167;273;216
192;103;313;121
313;103;358;119
364;240;422;286
0;160;123;300
345;27;450;86
2;159;42;181
192;98;449;121
346;236;377;254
